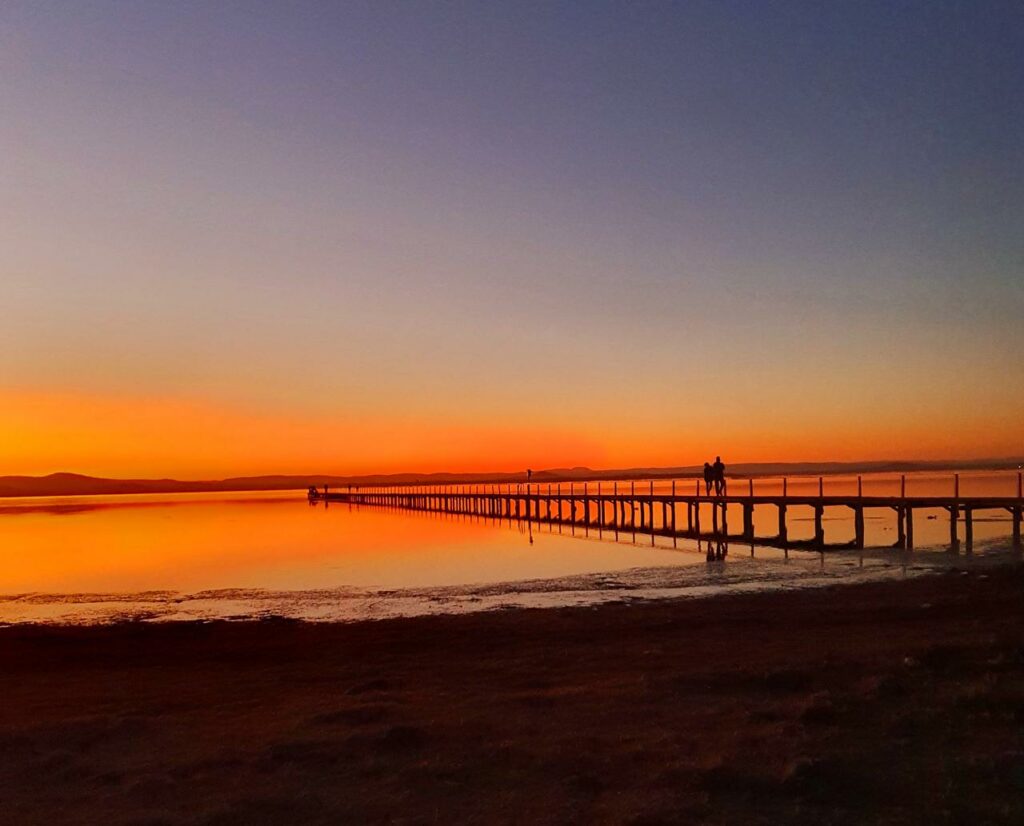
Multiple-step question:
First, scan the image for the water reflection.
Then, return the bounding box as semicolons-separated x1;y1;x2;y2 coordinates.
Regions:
0;474;1020;625
702;536;728;562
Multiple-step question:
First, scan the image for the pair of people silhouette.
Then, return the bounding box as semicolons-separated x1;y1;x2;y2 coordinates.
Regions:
702;456;727;496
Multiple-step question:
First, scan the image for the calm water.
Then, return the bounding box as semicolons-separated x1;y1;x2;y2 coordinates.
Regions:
0;471;1019;624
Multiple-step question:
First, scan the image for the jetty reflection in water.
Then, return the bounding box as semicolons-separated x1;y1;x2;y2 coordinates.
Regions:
0;473;1019;625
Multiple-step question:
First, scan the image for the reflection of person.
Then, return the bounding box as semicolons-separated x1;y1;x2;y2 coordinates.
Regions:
703;463;714;495
713;456;726;495
705;537;728;560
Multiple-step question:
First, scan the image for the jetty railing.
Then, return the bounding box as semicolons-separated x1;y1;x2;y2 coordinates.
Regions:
310;473;1024;553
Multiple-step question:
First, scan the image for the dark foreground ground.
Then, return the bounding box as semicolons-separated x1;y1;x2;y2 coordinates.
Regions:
2;568;1024;825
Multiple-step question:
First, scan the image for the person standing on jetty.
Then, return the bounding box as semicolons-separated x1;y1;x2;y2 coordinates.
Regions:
713;456;726;495
703;462;714;495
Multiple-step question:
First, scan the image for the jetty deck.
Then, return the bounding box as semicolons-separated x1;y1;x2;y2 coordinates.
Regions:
312;476;1024;553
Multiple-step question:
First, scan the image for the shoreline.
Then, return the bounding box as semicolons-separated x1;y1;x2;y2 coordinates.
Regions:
2;544;998;626
3;566;1023;823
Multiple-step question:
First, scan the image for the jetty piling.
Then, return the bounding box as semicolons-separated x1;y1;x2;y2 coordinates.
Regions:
315;475;1024;554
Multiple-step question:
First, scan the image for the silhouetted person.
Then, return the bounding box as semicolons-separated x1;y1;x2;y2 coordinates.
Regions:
703;462;714;495
527;468;533;482
713;456;726;496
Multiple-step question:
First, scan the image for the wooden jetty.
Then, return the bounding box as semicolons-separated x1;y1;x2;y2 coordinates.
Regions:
311;474;1024;553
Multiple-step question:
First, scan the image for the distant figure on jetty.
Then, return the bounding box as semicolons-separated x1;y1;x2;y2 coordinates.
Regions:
713;456;726;495
703;462;714;495
307;485;318;499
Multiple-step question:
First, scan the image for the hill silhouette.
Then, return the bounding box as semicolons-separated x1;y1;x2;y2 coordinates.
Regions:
0;458;1021;498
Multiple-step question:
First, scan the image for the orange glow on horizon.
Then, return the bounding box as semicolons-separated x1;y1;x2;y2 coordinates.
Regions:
1;388;1021;479
0;390;606;478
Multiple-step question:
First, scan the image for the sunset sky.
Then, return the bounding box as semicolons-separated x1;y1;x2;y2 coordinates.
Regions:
2;1;1022;478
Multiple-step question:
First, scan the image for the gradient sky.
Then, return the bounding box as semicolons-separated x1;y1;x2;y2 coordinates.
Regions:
2;1;1022;477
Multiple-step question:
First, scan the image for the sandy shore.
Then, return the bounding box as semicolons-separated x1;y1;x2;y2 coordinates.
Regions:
2;567;1023;825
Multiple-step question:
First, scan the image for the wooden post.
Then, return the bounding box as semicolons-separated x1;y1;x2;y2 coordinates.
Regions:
854;506;865;549
897;507;906;548
777;503;787;544
1015;472;1022;549
950;472;960;551
815;476;824;546
901;475;906;498
857;475;862;497
965;507;973;553
906;507;914;549
671;480;677;532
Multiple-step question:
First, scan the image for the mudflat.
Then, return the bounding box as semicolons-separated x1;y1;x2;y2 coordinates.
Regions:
2;567;1023;825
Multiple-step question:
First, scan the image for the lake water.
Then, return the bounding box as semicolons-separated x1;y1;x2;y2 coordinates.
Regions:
1;470;1019;624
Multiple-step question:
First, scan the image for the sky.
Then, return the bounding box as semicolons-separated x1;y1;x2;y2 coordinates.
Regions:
1;1;1022;478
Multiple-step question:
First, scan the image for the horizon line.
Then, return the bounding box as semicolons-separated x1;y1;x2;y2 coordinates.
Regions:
7;455;1024;484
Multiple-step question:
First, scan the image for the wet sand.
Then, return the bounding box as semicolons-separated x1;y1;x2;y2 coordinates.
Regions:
2;567;1023;825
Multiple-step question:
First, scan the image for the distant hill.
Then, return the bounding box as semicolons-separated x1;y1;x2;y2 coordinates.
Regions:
0;459;1021;498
